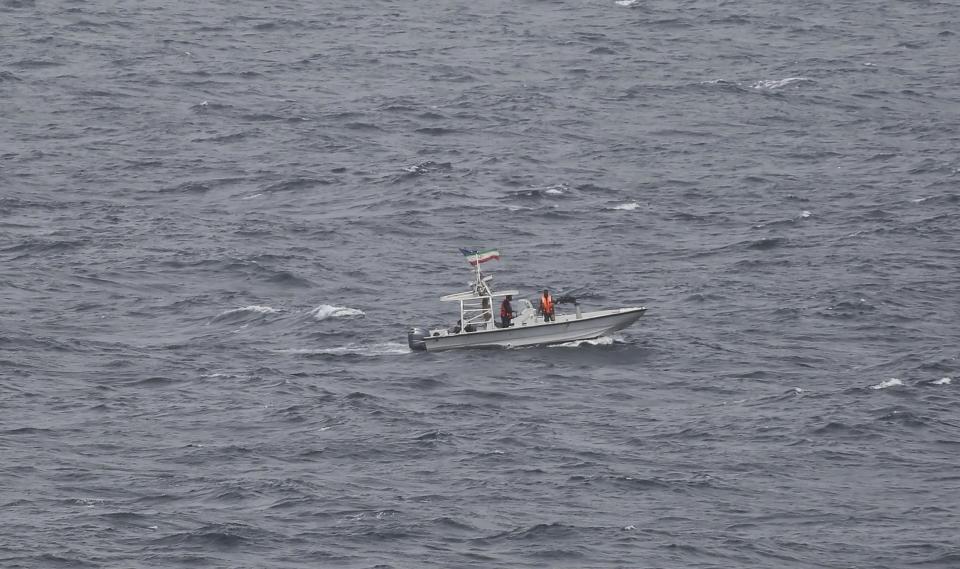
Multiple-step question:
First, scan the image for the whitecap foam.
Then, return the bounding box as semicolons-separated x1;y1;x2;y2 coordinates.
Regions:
72;498;104;507
216;305;278;318
550;336;618;348
910;196;929;203
800;210;811;218
699;78;737;87
544;188;564;195
933;377;952;385
751;77;813;90
612;202;640;211
871;378;903;390
615;0;638;6
311;304;365;321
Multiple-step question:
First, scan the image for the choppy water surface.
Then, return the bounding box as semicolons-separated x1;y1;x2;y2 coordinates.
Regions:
2;1;959;567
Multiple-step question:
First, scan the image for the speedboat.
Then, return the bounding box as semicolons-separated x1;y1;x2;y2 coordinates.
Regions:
407;254;646;351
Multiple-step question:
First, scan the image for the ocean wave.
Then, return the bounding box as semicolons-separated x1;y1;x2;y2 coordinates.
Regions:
415;126;457;136
746;237;788;250
159;181;211;194
224;305;277;316
210;305;279;323
909;193;958;205
932;377;952;385
751;77;814;90
509;184;571;200
752;214;808;229
401;160;452;175
697;78;746;92
263;177;334;193
12;59;63;69
475;522;582;544
611;202;639;211
311;304;365;321
153;523;255;548
819;298;876;319
871;378;903;390
2;238;85;256
267;271;314;288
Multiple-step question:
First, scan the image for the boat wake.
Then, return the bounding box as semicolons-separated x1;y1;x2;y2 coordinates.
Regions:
549;335;623;348
311;304;365;321
277;342;410;357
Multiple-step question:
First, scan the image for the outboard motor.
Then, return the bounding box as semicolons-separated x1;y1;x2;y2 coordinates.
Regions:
407;327;429;351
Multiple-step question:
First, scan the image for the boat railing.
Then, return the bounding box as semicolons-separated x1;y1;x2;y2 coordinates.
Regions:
460;297;493;330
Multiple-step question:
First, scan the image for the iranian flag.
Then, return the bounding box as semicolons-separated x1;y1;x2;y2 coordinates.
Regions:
459;247;500;266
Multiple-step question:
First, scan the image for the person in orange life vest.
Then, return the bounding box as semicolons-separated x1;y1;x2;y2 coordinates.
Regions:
539;289;555;322
500;294;515;328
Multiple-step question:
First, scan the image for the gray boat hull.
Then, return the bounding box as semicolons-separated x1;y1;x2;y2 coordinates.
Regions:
415;307;646;351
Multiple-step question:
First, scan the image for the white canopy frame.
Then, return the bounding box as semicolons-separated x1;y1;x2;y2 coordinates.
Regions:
441;274;518;333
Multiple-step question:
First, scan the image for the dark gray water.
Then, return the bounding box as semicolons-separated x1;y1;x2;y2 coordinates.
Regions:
3;1;959;567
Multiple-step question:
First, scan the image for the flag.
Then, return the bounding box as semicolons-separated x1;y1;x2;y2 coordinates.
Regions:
459;247;500;266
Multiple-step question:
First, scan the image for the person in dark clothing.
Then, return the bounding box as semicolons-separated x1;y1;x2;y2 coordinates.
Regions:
500;295;515;328
540;289;555;322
